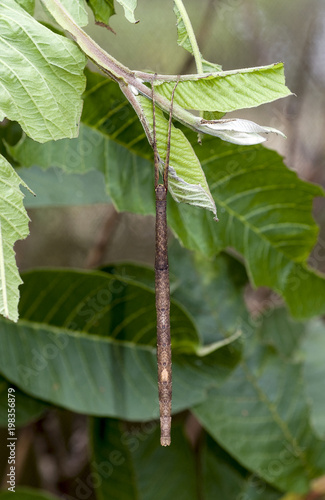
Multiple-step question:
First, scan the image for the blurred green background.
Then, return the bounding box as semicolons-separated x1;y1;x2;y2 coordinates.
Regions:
5;1;325;495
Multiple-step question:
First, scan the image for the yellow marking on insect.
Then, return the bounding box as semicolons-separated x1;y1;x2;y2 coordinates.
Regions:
161;368;169;382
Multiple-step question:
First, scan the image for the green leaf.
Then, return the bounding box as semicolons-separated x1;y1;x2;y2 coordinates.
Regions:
0;155;30;322
0;376;47;427
0;0;86;142
203;110;226;121
19;268;199;350
202;434;282;500
169;243;249;345
15;0;35;15
39;0;133;84
0;488;60;500
138;95;216;216
282;264;325;319
49;0;89;26
301;320;325;439
155;63;292;112
82;69;150;156
0;268;239;419
102;262;160;293
201;59;222;72
91;417;197;500
87;0;115;24
256;307;305;360
194;332;325;494
115;0;138;23
17;167;110;208
174;136;324;319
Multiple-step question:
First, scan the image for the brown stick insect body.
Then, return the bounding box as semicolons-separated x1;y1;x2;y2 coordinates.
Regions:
152;79;179;446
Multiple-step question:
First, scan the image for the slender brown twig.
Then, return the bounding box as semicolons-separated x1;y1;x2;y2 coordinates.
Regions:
152;79;179;446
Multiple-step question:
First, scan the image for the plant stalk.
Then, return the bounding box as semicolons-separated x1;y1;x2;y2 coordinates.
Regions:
173;0;204;74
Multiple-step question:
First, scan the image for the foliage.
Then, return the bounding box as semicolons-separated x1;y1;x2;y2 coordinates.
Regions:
0;0;324;498
0;157;30;322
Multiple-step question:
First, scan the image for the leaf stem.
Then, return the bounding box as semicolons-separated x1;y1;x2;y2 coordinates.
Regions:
173;0;203;74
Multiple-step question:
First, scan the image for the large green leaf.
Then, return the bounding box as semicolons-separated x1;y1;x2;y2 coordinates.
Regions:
202;434;282;500
256;307;305;360
194;331;325;494
0;268;240;419
0;0;86;142
154;63;291;112
0;155;30;322
18;268;198;350
169;136;325;319
169;242;248;345
301;320;325;439
91;417;197;500
82;69;150;156
281;264;325;319
10;71;325;319
0;376;47;427
87;0;115;24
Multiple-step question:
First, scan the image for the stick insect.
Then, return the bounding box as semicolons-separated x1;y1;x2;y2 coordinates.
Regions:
152;78;179;447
